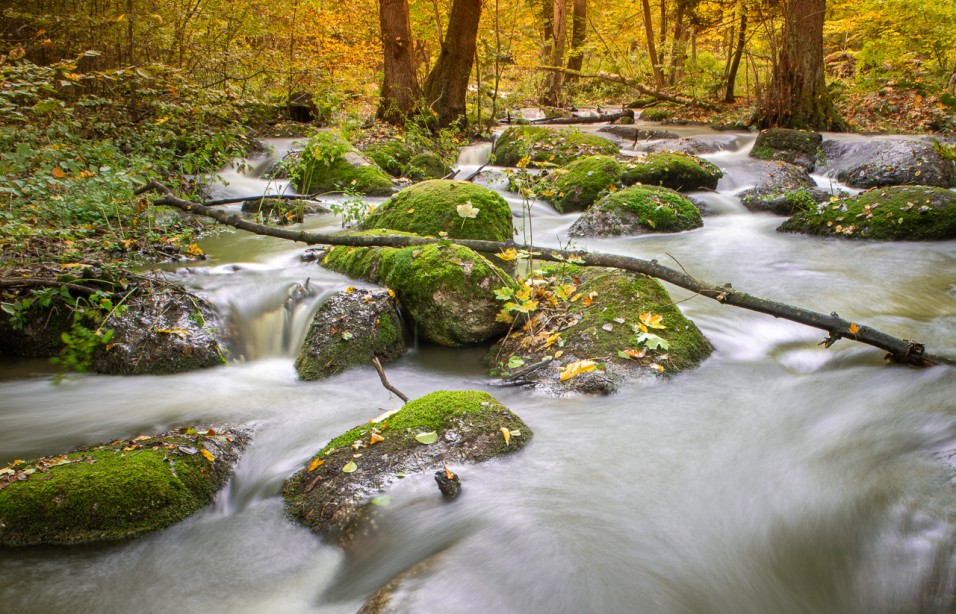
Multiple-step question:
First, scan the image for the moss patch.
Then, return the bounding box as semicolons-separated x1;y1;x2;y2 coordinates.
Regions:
494;126;619;167
640;108;674;122
622;152;722;191
548;155;624;213
0;427;248;546
360;180;514;242
778;185;956;240
361;139;415;177
569;184;702;237
405;152;451;181
283;390;531;546
750;128;822;170
293;132;394;196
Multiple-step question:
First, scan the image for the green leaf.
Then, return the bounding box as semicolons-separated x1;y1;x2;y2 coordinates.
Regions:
371;495;392;506
507;356;526;369
415;431;438;444
342;460;357;473
637;332;670;350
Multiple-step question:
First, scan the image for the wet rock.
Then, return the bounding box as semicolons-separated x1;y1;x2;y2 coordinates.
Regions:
293;132;395;196
404;152;451;181
434;466;461;500
739;186;832;216
548;155;623;213
741;160;816;191
283;390;531;547
621;152;723;191
91;285;229;375
0;426;249;546
240;197;329;225
818;139;956;189
638;135;743;155
294;287;406;381
360;180;514;242
493;126;618;167
598;125;680;141
750;128;823;171
778;185;956;241
322;234;515;346
569;185;702;237
488;268;712;395
640;107;674;121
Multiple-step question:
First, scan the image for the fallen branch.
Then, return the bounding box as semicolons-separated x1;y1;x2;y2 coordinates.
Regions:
199;193;325;207
372;357;409;403
529;110;635;125
0;277;105;297
140;181;954;367
538;66;720;111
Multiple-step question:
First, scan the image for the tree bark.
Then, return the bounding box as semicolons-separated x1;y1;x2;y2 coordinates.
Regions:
724;6;747;103
667;0;687;87
566;0;587;73
641;0;665;89
539;65;720;109
377;0;423;124
422;0;482;129
753;0;846;130
140;180;953;368
541;0;568;106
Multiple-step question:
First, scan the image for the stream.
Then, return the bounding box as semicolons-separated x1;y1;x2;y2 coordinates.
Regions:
2;124;956;613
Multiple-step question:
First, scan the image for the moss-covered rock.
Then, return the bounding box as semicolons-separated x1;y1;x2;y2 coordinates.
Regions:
621;152;722;191
241;197;328;225
547;155;624;213
641;135;743;155
488;268;712;394
404;152;451;181
0;427;249;546
293;132;394;196
294;288;406;380
640;107;674;121
322;235;515;346
598;126;680;141
359;180;514;242
361;139;415;177
778;185;956;240
569;185;703;237
818;140;956;189
739;186;832;216
493;126;618;167
283;390;531;547
750;129;822;171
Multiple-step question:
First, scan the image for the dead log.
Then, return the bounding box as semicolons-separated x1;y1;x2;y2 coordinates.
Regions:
530;110;634;125
138;181;954;367
538;65;720;111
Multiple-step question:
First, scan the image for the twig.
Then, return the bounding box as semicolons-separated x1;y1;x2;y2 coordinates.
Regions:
372;357;409;403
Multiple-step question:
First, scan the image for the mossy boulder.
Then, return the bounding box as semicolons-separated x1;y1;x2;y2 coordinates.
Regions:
640;107;674;121
818;140;956;189
361;139;416;177
293;132;394;196
91;285;229;375
778;185;956;240
621;152;722;191
0;427;249;546
739;186;832;216
750;129;822;171
598;126;680;141
569;185;703;237
405;152;451;181
488;268;712;394
493;126;618;167
294;288;406;380
322;235;515;346
548;155;624;213
283;390;531;547
359;180;514;242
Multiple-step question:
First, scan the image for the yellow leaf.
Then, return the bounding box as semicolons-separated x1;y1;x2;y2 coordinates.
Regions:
848;323;860;334
582;291;598;307
500;427;511;446
516;155;531;168
200;448;215;462
155;116;169;125
133;435;151;442
444;462;455;480
344;286;355;294
157;328;189;339
498;248;519;261
387;288;396;299
649;363;665;372
554;350;564;359
559;359;597;381
369;433;384;445
307;457;325;472
639;312;666;330
185;243;204;257
406;208;415;213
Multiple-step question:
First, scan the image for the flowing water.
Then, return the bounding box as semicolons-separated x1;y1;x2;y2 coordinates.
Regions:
2;125;956;614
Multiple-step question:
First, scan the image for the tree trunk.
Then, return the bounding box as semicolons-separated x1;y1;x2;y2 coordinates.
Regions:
724;6;747;103
377;0;423;124
422;0;482;129
753;0;846;130
641;0;665;88
566;0;587;73
667;0;686;87
542;0;567;106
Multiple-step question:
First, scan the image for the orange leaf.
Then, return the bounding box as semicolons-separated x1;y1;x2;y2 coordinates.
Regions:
51;167;66;179
307;457;325;472
848;323;860;334
639;312;666;330
369;433;384;445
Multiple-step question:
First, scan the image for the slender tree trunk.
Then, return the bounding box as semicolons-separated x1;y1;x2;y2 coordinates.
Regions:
542;0;567;105
566;0;587;73
667;0;686;86
422;0;482;129
754;0;846;130
724;6;747;103
641;0;664;88
377;0;423;124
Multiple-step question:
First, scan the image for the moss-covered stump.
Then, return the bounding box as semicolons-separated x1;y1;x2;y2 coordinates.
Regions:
91;285;228;375
240;197;328;225
293;132;394;196
322;236;515;346
361;139;416;177
818;140;956;189
0;427;249;546
294;288;406;380
546;155;624;213
493;126;618;167
283;390;531;547
405;152;451;181
569;185;703;237
778;185;956;240
750;129;822;171
621;152;723;191
488;268;712;395
359;180;514;242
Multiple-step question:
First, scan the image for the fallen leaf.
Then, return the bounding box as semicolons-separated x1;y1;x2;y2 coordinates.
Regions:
415;431;438;445
185;243;204;257
444;463;455;480
344;286;355;294
848;323;860;334
500;427;511;446
498;248;519;261
618;348;647;360
51;167;66;179
342;461;358;473
157;328;189;339
133;435;151;442
200;448;215;462
371;495;392;506
307;457;325;472
370;433;384;445
457;201;480;219
507;356;526;369
559;359;597;381
639;312;666;330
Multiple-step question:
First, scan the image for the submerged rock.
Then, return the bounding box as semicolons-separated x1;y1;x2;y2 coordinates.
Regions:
294;287;406;380
322;234;515;346
283;390;531;547
293;132;394;196
548;155;624;213
750;128;822;171
0;426;249;546
493;126;618;167
818;140;956;189
360;180;514;242
569;184;702;237
488;268;712;395
621;152;722;191
778;185;956;240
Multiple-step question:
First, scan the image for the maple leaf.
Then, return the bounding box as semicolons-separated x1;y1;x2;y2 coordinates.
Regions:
559;359;597;381
639;312;666;330
456;201;479;219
